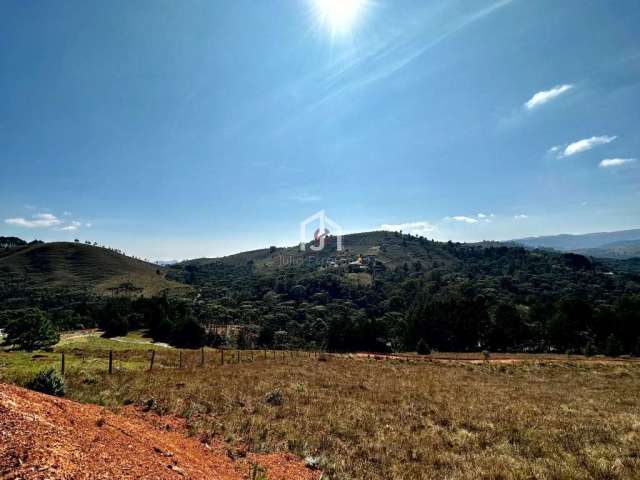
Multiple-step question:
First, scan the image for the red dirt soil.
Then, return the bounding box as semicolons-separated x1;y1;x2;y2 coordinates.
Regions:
0;383;320;480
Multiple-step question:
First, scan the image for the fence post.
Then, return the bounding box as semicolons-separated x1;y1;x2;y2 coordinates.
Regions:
264;349;267;360
149;350;155;371
220;348;224;366
200;348;205;367
179;350;182;369
237;350;240;363
108;349;113;374
61;352;65;375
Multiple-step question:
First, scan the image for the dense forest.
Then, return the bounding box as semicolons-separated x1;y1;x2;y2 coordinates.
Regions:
1;232;640;355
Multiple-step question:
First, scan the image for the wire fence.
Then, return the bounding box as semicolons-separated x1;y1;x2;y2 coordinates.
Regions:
56;348;325;375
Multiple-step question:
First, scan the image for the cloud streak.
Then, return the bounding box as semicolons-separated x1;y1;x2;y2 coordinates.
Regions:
5;213;61;228
552;135;617;158
525;84;573;110
4;213;88;231
289;193;322;203
599;158;636;168
447;216;479;224
380;221;438;236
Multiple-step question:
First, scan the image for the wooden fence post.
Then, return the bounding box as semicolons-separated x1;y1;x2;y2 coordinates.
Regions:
264;349;267;360
179;350;182;369
237;350;240;363
220;349;224;366
200;348;205;367
108;349;113;374
61;352;65;375
149;350;155;371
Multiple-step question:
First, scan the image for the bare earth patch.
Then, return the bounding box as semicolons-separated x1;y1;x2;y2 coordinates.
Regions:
0;383;319;480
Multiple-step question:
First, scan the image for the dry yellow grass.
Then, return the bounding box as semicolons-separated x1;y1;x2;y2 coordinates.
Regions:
33;354;638;480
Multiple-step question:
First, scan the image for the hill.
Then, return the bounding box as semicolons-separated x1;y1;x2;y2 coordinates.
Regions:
167;230;640;354
512;228;640;258
574;239;640;259
0;241;186;296
179;230;459;273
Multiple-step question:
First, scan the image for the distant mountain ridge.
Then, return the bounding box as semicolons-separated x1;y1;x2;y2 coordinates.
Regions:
512;229;640;259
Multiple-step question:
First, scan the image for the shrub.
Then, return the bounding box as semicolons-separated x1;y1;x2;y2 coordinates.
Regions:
416;338;431;355
605;334;623;357
583;340;598;357
26;368;65;397
264;389;283;406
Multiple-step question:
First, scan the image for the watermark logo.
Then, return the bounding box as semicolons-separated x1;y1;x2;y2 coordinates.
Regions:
299;210;343;252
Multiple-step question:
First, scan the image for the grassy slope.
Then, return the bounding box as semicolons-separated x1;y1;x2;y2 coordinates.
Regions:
0;242;188;296
2;341;639;480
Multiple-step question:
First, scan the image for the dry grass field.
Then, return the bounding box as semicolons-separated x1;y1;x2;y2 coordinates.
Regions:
3;344;640;480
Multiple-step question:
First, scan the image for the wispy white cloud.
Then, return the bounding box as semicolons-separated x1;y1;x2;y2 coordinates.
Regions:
5;213;61;228
4;213;89;231
525;84;573;110
447;216;479;224
514;214;528;220
289;193;322;203
476;213;494;223
599;158;636;168
380;221;438;236
553;135;617;158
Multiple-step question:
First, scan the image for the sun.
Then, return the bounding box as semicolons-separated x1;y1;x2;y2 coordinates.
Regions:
311;0;368;36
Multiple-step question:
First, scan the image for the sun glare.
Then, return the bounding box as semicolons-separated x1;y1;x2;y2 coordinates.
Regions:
312;0;367;36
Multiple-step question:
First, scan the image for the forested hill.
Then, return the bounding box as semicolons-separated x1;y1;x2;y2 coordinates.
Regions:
2;232;639;355
167;231;640;355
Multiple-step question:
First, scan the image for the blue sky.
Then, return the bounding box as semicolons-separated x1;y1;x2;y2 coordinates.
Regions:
1;0;639;260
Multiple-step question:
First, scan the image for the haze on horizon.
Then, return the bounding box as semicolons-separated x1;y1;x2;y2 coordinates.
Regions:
1;0;639;260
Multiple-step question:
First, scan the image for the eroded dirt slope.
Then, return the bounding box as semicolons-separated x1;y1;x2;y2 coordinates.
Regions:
0;383;318;480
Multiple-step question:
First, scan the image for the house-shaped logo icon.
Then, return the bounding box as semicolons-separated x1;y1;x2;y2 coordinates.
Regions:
299;210;343;252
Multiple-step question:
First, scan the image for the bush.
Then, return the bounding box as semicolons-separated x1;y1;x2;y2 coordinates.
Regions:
26;368;65;397
416;338;431;355
605;334;623;357
264;389;283;406
3;308;59;351
583;340;598;357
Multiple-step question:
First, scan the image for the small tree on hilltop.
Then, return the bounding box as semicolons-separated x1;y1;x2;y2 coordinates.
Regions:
3;308;59;351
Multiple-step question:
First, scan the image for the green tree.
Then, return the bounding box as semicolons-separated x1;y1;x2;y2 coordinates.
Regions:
97;298;131;338
416;338;431;355
489;303;524;351
3;309;59;351
605;334;623;357
171;317;206;349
